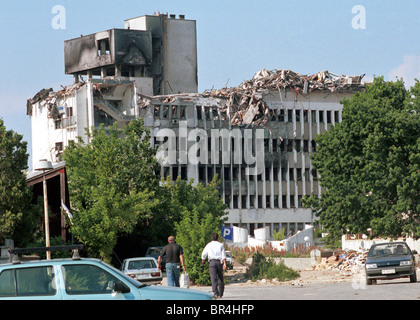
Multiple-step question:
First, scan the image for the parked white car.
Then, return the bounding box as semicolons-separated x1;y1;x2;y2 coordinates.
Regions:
121;257;162;284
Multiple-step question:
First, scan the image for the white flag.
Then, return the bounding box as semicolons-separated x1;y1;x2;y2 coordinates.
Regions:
61;201;73;224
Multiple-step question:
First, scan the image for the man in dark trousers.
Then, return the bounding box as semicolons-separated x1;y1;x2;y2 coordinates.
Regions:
201;233;227;298
158;236;186;287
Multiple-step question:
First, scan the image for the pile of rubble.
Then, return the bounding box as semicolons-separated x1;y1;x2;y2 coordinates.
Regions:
313;249;368;274
26;82;86;119
202;68;366;126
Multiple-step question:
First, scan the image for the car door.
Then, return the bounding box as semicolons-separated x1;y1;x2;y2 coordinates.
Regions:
60;263;138;300
0;265;62;300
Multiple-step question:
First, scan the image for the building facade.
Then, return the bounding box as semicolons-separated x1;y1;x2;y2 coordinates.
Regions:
27;14;366;239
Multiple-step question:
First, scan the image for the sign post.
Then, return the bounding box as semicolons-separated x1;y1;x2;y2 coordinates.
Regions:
221;226;233;241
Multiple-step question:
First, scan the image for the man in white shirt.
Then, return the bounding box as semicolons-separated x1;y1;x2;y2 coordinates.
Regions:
201;233;227;298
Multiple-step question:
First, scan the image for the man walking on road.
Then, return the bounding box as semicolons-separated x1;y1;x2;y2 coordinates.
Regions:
158;236;186;287
201;233;227;298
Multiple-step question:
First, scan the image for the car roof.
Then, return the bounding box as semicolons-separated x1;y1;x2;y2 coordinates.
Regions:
122;257;157;262
0;257;102;268
370;241;407;247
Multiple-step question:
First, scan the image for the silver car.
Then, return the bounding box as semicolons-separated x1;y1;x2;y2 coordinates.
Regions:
121;257;162;284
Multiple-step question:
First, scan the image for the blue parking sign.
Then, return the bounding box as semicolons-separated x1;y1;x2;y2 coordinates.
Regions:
221;226;233;240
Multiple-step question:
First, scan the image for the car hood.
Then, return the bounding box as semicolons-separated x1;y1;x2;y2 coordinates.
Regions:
139;285;213;300
366;254;412;264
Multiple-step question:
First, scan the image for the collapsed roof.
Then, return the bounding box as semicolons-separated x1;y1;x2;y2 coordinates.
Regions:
140;68;367;126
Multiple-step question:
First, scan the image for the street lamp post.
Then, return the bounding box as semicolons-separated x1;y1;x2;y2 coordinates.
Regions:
35;159;53;260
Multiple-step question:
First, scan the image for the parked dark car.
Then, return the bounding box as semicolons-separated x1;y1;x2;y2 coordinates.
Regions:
365;241;417;285
145;246;165;271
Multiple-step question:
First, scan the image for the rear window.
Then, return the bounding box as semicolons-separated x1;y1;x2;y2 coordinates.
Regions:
0;266;56;297
128;259;157;270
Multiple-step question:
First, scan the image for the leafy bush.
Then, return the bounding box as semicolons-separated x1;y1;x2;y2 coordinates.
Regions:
245;252;300;282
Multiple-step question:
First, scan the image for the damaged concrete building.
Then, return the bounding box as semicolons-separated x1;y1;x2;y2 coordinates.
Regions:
27;13;366;240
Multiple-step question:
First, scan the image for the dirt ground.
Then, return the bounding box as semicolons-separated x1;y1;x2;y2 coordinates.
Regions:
224;262;354;287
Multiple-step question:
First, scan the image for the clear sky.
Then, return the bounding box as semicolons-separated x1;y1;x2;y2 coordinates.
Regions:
1;0;419;169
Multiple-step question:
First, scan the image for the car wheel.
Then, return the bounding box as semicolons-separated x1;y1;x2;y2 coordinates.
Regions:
409;272;417;283
366;278;373;285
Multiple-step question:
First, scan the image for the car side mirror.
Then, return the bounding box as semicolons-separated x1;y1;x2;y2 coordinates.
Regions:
114;282;130;294
412;250;417;254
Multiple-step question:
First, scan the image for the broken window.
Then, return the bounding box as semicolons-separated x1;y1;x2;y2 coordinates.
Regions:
97;38;110;56
250;195;255;208
297;168;302;181
290;195;295;208
287;139;293;152
198;165;206;182
179;106;186;119
55;120;62;130
272;139;278;152
304;169;310;181
311;140;317;152
295;139;301;152
55;142;63;152
298;196;303;208
241;195;247;208
311;110;316;123
281;168;287;181
171;105;177;119
279;139;285;152
273;167;279;181
296;110;301;122
303;110;308;123
162;105;169;119
196;106;202;120
289;168;294;181
287;110;293;122
204;106;210;120
212;107;219;121
282;195;287;208
277;109;285;122
334;111;340;123
258;196;263;208
207;166;214;181
273;195;279;208
264;138;270;152
303;140;309;152
265;167;270;180
172;167;179;181
233;195;239;209
154;105;160;118
269;110;277;121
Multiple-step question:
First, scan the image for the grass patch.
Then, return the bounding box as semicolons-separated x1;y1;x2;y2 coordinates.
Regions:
245;252;300;282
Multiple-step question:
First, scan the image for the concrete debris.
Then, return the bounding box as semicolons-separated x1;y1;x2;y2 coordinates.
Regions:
312;249;368;274
201;68;366;126
289;279;303;287
26;83;86;118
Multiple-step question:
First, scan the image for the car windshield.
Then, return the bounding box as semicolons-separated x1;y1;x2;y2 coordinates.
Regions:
98;261;148;288
146;248;162;256
128;260;157;270
368;243;410;257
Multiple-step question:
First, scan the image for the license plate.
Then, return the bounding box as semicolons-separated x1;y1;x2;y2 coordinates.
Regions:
136;274;150;279
382;269;395;274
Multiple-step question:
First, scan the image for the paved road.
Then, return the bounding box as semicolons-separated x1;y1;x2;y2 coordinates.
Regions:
193;278;420;300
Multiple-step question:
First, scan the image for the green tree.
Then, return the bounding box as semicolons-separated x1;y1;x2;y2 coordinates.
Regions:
63;119;159;262
163;177;227;286
305;77;420;241
0;119;41;245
